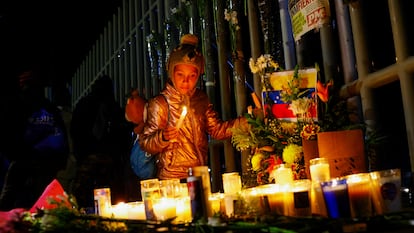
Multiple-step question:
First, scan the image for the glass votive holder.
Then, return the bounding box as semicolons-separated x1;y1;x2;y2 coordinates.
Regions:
222;172;242;194
111;202;128;219
320;177;351;218
264;184;289;216
174;195;192;223
93;187;112;217
243;186;271;216
346;173;373;219
140;178;160;221
209;192;224;215
152;197;177;221
127;201;146;220
310;181;328;217
289;179;312;217
223;193;239;218
309;157;331;182
370;168;402;215
272;164;293;186
176;183;189;197
159;178;180;198
192;166;213;217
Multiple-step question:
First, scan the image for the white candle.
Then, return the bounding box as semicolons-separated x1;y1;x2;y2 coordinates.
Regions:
176;106;188;129
111;202;128;219
309;158;330;182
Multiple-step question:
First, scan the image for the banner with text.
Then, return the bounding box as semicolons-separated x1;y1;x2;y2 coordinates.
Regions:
288;0;331;41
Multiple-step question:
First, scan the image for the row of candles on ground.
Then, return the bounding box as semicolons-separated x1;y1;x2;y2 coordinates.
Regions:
93;166;243;221
94;160;402;222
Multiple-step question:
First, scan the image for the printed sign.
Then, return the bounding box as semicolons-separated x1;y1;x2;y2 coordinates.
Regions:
289;0;331;41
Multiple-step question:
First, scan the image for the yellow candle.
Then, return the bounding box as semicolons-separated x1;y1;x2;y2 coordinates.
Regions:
127;201;146;220
153;197;177;221
174;196;192;223
347;173;373;218
111;202;128;219
176;106;188;129
209;193;223;215
265;184;290;216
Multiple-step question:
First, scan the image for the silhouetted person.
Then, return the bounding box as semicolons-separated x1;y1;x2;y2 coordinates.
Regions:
70;75;130;208
0;70;69;210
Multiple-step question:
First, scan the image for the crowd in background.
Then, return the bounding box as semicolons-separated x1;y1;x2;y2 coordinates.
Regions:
0;70;139;211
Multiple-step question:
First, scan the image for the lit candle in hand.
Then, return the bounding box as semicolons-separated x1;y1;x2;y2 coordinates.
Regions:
176;106;187;129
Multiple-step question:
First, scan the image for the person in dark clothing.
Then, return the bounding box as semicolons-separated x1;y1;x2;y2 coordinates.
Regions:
70;75;130;208
0;70;69;210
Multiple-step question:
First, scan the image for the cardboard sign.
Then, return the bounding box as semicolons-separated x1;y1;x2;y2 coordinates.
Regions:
317;129;367;178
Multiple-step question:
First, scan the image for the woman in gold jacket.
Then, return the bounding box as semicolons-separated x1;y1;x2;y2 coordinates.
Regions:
139;34;247;179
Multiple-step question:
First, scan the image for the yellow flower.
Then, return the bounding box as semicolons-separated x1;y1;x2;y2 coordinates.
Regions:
251;152;264;171
282;144;303;164
280;122;297;135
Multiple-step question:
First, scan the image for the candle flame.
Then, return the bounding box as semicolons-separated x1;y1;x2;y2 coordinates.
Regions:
181;106;188;117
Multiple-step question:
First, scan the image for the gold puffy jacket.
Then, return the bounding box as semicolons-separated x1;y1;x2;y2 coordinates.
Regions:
139;83;247;179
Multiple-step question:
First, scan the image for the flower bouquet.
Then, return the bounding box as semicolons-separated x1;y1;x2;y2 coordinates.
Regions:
232;54;362;187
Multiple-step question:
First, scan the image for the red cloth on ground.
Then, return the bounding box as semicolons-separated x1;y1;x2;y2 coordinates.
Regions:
29;179;71;213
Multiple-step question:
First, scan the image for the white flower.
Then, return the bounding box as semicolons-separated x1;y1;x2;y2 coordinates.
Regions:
170;7;178;14
224;9;239;29
146;34;154;42
181;0;191;6
289;97;313;115
249;54;279;75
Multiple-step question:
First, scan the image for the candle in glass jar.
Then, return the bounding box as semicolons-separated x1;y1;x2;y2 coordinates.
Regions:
174;196;192;223
309;158;330;182
272;164;293;186
289;179;312;217
262;184;290;216
222;172;242;194
127;201;146;220
320;178;351;218
111;202;128;219
346;173;373;218
209;193;224;215
94;188;112;217
153;197;177;221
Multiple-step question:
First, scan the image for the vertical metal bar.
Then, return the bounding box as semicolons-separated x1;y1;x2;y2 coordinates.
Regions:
388;0;414;170
278;0;296;70
247;0;263;99
348;2;377;143
215;0;236;173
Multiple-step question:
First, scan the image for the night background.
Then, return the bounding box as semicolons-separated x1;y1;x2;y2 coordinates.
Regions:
0;1;122;89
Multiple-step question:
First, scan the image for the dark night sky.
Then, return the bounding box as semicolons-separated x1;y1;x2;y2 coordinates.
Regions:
0;1;122;88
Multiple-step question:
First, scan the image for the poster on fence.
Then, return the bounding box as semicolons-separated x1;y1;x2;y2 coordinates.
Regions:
288;0;331;41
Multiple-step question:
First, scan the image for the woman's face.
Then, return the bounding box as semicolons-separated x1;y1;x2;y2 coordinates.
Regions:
173;64;199;95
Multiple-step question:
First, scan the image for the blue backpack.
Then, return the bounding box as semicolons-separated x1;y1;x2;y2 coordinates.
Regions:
130;135;156;179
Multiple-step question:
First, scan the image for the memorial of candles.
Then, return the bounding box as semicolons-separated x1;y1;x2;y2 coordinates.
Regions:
96;165;402;222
